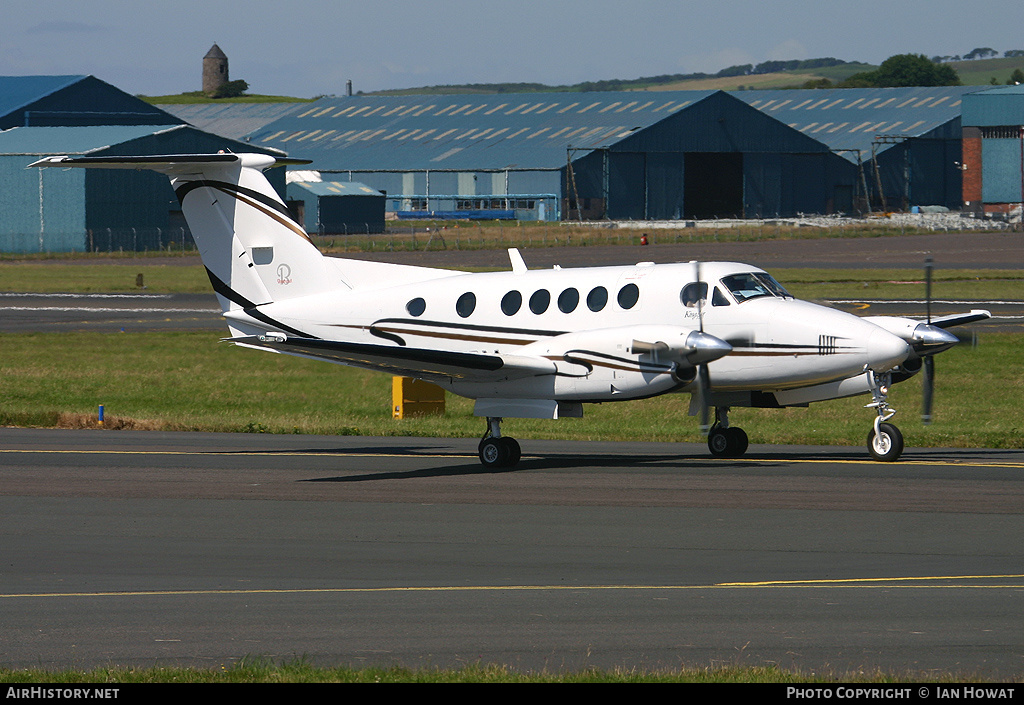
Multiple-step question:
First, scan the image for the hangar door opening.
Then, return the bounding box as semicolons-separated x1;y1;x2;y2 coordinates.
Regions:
684;153;743;219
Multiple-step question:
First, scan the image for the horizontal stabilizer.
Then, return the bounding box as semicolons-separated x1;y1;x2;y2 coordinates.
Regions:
30;153;311;173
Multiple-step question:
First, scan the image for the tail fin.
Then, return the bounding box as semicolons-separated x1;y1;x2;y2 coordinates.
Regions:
32;153;336;311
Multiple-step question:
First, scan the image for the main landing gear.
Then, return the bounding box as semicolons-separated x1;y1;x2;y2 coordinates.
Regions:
707;407;748;458
478;416;521;470
865;369;904;462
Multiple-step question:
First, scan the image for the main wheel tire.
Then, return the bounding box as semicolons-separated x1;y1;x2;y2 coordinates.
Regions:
726;427;748;457
708;427;731;457
479;437;520;469
499;437;521;467
709;426;748;458
867;422;904;462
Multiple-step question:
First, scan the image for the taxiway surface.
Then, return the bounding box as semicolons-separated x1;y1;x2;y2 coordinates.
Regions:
2;428;1023;676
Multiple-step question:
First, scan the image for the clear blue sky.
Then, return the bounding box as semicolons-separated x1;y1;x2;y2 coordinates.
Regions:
4;1;1023;97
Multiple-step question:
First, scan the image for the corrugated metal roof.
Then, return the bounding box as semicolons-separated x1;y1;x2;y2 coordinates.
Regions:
961;84;1024;127
246;90;717;171
0;75;87;120
289;180;382;197
737;86;979;160
0;124;183;155
161;102;312;140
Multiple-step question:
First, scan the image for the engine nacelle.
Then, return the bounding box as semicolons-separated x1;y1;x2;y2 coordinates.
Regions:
862;316;959;354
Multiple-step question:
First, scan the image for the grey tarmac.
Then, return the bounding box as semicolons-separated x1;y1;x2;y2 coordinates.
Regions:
2;428;1023;676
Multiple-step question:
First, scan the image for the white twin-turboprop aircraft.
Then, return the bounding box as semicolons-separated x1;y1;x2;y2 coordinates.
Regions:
32;152;990;468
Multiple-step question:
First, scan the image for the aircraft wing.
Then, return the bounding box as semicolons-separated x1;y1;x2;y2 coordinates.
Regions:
227;335;557;384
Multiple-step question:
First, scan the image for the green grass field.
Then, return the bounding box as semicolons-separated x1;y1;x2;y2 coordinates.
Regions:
1;255;1019;448
2;328;1019;450
3;258;1022;301
0;660;986;683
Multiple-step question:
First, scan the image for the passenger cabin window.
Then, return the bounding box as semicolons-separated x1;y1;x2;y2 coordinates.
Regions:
617;283;639;309
406;297;426;317
456;292;476;318
558;288;579;313
679;282;707;309
501;290;522;316
529;289;550;314
720;272;791;304
587;286;608;312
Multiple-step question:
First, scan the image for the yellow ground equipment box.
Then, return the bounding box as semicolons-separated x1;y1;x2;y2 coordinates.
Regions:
392;377;446;418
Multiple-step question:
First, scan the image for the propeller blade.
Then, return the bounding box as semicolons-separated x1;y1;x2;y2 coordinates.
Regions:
693;261;711;433
922;257;934;424
922;355;935;425
697;364;711;434
925;256;933;324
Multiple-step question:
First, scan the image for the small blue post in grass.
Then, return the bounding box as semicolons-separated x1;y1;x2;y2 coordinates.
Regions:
98;404;104;427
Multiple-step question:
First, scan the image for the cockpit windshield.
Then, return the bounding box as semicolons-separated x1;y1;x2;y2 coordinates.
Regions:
720;272;792;303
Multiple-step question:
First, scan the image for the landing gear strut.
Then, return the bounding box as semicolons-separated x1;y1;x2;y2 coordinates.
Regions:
865;369;904;462
478;416;521;469
707;407;748;458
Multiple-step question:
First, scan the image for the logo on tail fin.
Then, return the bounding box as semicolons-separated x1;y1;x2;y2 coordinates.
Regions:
276;264;293;285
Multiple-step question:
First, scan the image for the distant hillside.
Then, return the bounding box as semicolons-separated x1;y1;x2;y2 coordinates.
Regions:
368;58;876;95
368;55;1024;96
948;56;1024;85
140;54;1024;103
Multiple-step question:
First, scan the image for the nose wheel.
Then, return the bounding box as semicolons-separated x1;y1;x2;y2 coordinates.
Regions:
865;369;903;462
867;422;904;462
478;417;521;469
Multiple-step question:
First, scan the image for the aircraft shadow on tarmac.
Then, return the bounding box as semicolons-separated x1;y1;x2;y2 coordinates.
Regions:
296;448;797;483
201;443;1016;483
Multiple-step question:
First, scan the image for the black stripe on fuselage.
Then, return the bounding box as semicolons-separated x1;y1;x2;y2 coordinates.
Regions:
205;267;316;339
175;179;294;220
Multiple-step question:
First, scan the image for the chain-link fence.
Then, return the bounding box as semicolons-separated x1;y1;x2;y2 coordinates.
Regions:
1;228;196;255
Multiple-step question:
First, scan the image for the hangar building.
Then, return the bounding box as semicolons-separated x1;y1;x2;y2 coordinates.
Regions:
0;75;288;254
738;86;976;212
246;90;855;221
0;124;285;254
0;75;182;130
960;84;1024;217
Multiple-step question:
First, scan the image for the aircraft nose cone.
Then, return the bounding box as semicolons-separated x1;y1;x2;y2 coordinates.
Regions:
867;327;910;372
913;323;959;354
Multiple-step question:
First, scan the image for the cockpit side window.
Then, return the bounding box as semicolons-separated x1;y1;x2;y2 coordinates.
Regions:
721;272;792;303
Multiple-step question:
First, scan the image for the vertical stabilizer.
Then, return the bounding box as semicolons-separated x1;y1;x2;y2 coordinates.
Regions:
31;153;334;312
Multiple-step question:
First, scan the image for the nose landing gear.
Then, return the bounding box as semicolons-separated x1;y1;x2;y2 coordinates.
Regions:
865;369;903;462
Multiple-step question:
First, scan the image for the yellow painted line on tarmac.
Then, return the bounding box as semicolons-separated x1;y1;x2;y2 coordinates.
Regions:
760;456;1024;469
4;575;1024;600
1;447;1022;468
719;574;1024;587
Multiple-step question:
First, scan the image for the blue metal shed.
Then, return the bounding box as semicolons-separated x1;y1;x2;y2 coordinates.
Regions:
961;85;1024;212
286;180;386;234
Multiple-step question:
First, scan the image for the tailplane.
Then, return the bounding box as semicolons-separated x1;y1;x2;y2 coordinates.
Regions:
31;153;335;311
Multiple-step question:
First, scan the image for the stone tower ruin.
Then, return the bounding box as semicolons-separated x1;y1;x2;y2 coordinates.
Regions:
203;44;229;97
